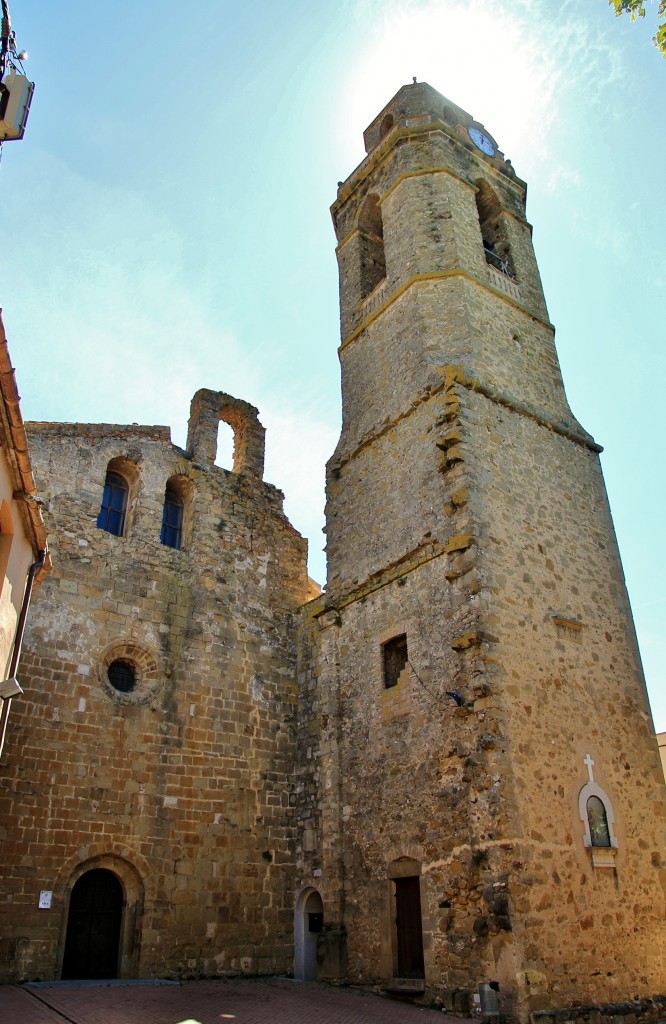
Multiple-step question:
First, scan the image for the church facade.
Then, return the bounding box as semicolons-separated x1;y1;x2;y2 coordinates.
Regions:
0;83;664;1021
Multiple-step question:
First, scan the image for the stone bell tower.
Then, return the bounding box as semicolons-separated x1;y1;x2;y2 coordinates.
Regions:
300;82;666;1020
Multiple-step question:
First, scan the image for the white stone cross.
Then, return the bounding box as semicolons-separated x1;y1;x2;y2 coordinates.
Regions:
584;753;595;782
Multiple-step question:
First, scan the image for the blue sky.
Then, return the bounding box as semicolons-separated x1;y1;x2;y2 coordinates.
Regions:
2;0;664;730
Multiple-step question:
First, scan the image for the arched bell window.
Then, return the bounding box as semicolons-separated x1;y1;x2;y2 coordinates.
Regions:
475;179;516;280
358;193;386;298
160;486;183;550
97;471;128;537
379;113;394;139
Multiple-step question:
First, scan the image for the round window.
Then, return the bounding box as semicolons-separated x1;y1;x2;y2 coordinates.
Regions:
99;640;162;706
107;658;136;693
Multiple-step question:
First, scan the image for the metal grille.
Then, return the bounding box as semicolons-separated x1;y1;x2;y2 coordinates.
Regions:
107;659;136;693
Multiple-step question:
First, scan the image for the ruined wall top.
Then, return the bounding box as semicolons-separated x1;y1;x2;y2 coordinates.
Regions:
186;389;265;482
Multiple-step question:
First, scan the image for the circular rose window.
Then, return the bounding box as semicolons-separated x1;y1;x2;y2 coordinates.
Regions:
98;640;162;706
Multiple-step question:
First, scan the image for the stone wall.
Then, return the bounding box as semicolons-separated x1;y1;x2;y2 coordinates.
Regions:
0;80;663;1021
0;393;311;982
460;375;666;1013
532;997;666;1024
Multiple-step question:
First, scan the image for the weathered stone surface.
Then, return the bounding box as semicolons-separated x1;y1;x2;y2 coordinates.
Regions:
0;399;312;982
0;80;664;1024
299;80;666;1023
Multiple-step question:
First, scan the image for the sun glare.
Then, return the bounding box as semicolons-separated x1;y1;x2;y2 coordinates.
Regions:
337;0;563;176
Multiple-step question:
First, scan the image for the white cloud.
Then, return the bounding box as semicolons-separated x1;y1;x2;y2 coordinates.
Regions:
543;164;582;193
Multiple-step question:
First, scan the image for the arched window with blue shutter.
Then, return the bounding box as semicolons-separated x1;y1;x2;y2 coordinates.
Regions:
97;471;128;537
160;485;183;550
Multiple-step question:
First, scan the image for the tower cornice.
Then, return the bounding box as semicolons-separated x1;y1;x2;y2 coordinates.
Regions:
329;361;601;482
338;268;553;355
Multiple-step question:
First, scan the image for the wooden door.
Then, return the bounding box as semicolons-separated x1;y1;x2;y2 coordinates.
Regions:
395;875;425;978
62;869;123;979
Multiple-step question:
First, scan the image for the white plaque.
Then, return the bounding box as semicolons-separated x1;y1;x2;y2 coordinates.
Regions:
38;890;52;909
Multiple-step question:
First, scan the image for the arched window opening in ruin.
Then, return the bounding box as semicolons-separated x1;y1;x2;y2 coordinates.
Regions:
359;194;386;298
186;390;265;480
475;179;516;280
160;485;183;550
215;419;236;471
379;113;394;139
97;471;128;537
383;634;408;689
587;795;611;848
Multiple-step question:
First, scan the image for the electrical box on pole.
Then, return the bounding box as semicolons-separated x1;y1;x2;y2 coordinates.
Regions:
0;71;34;140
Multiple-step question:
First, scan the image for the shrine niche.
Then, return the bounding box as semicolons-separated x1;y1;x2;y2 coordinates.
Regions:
578;754;618;868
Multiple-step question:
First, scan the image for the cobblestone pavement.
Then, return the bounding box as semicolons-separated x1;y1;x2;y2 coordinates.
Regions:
0;977;462;1024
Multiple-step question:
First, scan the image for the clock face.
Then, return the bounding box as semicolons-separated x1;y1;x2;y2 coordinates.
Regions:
468;126;496;156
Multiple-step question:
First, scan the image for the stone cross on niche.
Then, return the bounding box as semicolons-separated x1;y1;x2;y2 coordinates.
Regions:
583;753;595;782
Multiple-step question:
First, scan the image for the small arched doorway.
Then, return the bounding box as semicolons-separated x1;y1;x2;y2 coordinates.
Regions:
61;869;123;979
294;887;323;981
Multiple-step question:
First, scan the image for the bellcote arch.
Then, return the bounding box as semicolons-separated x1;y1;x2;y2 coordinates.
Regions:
186;389;265;482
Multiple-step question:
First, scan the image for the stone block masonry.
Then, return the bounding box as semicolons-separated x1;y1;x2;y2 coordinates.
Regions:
305;80;666;1022
0;389;312;982
0;81;664;1024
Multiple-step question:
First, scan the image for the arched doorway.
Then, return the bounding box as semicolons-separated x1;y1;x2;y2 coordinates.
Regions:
61;869;123;979
294;887;323;981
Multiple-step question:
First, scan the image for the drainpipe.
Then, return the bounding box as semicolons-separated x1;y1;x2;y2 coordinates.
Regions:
0;546;47;757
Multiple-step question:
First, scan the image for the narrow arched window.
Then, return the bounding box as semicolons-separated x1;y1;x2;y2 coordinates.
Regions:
97;472;128;537
160;486;183;550
358;194;386;298
475;179;516;280
379;113;394;139
587;796;611;848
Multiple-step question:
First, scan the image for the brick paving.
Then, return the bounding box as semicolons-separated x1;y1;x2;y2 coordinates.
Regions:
0;977;461;1023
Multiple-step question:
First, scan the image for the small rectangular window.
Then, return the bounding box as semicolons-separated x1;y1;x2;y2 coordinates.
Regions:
308;912;323;933
383;634;408;689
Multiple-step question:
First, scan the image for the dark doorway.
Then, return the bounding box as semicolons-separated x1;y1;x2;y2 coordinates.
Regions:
394;875;425;978
62;869;123;979
300;889;324;981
